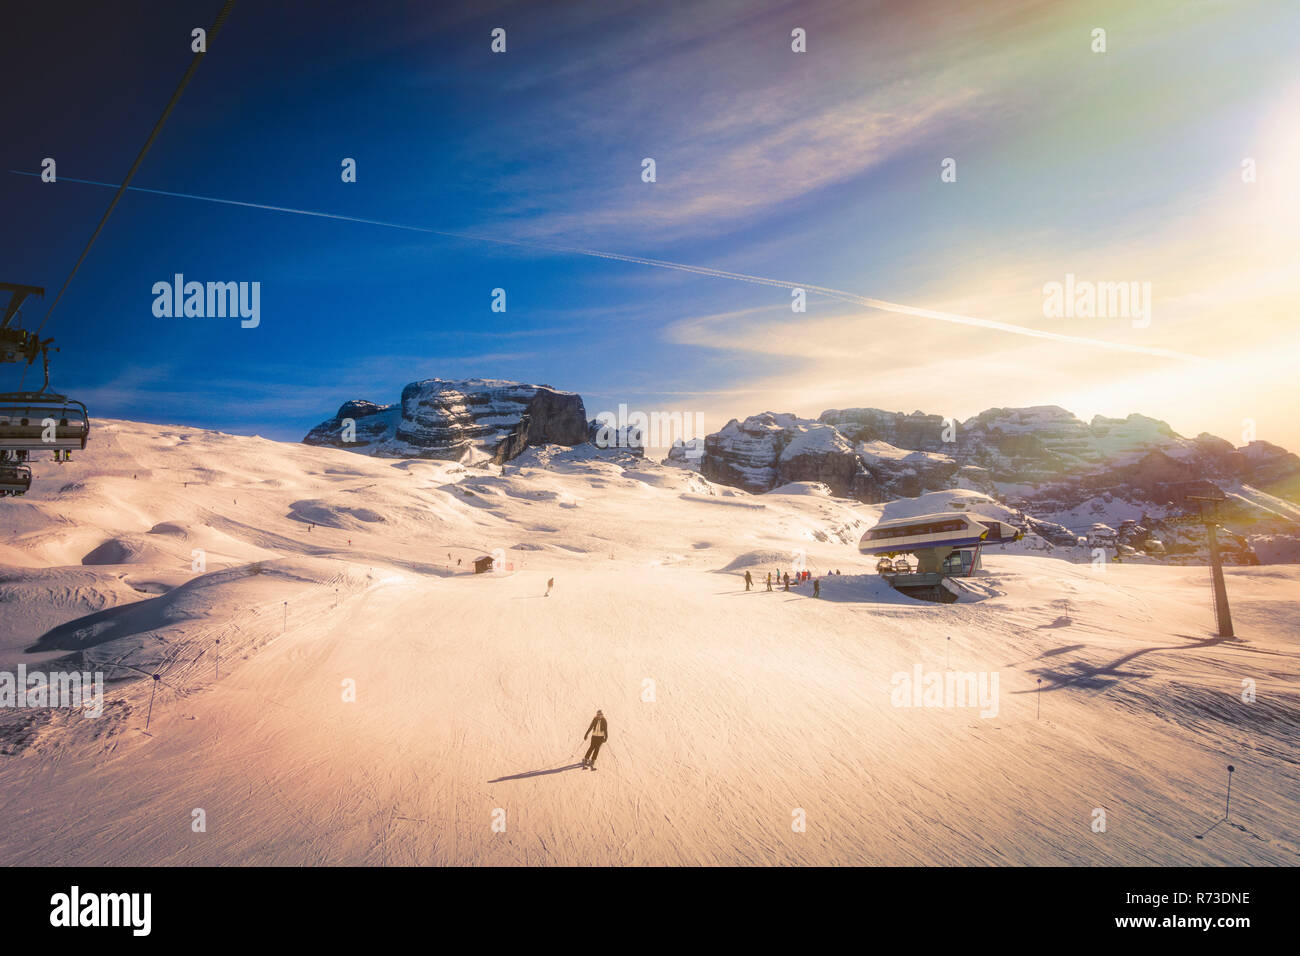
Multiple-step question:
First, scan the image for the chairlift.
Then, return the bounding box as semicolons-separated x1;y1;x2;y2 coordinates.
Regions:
0;282;92;496
0;395;90;455
0;462;31;497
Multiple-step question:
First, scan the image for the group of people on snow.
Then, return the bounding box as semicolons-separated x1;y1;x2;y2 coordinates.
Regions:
743;568;840;597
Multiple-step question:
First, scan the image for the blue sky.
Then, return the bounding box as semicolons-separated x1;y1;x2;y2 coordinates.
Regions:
4;0;1298;448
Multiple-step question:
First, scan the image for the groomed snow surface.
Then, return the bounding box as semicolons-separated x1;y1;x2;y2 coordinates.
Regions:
0;420;1296;865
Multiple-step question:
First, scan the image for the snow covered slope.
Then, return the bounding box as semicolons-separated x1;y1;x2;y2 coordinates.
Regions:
0;420;1296;865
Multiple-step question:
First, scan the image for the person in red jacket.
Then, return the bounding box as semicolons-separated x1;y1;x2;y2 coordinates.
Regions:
582;710;608;770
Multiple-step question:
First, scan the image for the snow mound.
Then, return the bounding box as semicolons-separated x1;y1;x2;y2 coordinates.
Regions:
717;550;809;572
288;499;389;527
769;481;832;497
147;521;193;538
879;488;1017;523
81;536;178;566
25;558;347;672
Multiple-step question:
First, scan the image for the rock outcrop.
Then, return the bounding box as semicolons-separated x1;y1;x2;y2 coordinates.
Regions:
819;408;950;453
664;438;706;470
588;418;645;458
1240;441;1300;499
701;413;875;499
855;441;960;499
304;379;587;465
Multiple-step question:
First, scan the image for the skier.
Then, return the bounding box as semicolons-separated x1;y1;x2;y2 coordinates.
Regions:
766;572;773;592
582;710;608;769
783;572;790;592
545;577;554;597
744;570;753;591
813;578;821;598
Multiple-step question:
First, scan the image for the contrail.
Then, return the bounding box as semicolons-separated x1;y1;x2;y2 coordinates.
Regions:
10;169;1203;362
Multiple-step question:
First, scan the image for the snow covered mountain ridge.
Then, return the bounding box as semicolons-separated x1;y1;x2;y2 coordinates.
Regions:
699;405;1300;563
303;382;1300;563
697;404;1298;501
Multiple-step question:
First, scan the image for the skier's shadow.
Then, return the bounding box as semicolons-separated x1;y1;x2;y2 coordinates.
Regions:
1196;817;1226;839
488;763;584;782
1195;817;1256;841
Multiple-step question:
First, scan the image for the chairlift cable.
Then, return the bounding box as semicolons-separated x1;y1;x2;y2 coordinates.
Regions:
35;0;237;338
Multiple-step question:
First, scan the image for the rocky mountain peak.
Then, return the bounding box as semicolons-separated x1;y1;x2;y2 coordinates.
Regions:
304;378;587;464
